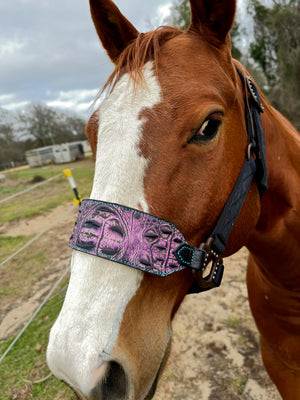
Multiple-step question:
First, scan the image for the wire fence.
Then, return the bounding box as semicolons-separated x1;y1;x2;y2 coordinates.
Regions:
0;206;74;267
0;169;79;364
0;173;62;204
0;267;70;364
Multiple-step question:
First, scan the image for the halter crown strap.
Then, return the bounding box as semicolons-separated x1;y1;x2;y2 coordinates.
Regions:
236;67;268;195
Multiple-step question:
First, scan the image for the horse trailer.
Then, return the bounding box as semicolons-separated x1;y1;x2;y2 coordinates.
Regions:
25;142;87;167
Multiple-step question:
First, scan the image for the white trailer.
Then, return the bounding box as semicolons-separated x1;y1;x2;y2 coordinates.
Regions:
25;142;86;167
53;143;84;164
25;146;55;168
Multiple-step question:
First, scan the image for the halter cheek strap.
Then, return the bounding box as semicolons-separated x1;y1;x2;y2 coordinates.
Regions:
69;68;267;294
208;67;268;256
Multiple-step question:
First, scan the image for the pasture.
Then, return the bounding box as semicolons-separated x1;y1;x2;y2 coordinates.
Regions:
0;157;280;399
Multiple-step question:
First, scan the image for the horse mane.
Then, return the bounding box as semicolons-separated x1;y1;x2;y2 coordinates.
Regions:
101;26;182;94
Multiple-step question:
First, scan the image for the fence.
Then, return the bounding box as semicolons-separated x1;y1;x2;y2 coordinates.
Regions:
0;169;81;365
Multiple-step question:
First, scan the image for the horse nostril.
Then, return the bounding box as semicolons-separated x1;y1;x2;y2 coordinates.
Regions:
90;361;127;400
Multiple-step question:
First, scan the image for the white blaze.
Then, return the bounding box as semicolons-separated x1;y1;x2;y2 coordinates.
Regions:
47;63;161;394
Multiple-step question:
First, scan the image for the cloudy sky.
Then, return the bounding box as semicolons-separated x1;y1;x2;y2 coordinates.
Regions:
0;0;247;117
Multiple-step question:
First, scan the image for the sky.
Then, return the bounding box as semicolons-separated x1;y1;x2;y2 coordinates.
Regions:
0;0;248;118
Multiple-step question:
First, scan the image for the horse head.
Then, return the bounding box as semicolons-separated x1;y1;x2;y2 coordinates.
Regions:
47;1;262;399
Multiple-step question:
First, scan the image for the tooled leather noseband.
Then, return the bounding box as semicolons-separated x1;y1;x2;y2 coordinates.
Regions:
69;67;268;294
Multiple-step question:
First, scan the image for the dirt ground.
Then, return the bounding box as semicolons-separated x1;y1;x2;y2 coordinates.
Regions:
154;249;282;400
0;205;282;400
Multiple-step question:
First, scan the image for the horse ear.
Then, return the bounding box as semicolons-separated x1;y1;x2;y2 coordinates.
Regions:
89;0;139;63
189;0;236;44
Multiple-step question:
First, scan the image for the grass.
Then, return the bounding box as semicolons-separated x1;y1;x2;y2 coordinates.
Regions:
0;278;76;400
0;158;95;398
235;376;247;394
0;240;48;302
225;316;241;329
0;167;60;197
0;157;94;224
4;166;65;182
0;235;31;262
0;235;38;301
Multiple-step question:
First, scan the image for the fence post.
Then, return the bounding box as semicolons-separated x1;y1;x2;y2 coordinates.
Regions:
62;169;82;205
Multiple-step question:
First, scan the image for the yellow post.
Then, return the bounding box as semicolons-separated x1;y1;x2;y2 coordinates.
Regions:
63;169;82;205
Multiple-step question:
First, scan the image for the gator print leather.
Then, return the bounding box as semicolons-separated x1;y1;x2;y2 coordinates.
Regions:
69;199;187;276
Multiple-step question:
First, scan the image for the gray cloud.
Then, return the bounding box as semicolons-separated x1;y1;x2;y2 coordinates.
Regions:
0;0;249;115
0;0;171;114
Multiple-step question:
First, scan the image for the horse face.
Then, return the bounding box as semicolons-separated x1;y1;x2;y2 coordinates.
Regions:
47;1;260;399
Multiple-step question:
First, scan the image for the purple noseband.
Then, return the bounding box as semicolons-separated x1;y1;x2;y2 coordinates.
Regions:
69;199;188;276
69;199;224;292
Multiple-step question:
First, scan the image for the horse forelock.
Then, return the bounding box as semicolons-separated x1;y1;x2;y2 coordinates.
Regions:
101;26;181;94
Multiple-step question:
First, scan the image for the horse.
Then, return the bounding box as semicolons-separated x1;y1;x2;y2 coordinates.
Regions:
47;0;300;399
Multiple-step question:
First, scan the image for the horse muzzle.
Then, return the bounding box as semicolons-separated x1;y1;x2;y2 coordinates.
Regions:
63;357;165;400
54;359;128;400
88;360;128;400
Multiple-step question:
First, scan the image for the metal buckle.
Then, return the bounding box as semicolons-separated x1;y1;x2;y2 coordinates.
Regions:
192;237;224;290
247;143;255;161
246;76;264;113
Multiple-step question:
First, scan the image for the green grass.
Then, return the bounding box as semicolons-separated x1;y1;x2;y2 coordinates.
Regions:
0;158;94;224
0;184;28;196
0;237;48;302
0;166;62;197
0;235;31;262
0;278;76;400
225;316;241;329
0;235;37;300
4;166;65;181
235;376;247;394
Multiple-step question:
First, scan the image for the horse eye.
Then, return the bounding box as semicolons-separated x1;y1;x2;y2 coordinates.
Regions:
189;118;222;143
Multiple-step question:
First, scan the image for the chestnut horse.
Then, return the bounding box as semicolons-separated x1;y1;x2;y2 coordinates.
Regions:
47;0;300;399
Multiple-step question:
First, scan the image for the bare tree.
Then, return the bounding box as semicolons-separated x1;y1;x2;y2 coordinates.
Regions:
19;104;86;147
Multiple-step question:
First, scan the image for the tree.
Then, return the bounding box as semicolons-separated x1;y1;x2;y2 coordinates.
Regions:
167;0;242;59
0;104;87;168
249;0;300;128
0;123;25;168
19;104;86;147
170;0;191;30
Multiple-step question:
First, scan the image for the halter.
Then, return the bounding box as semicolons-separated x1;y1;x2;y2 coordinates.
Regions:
69;67;268;293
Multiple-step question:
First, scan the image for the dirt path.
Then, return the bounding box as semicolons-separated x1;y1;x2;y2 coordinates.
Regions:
0;203;75;237
154;249;281;400
0;205;282;399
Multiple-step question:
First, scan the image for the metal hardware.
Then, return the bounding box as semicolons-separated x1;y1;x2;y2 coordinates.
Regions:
247;143;254;161
191;237;224;290
246;76;264;113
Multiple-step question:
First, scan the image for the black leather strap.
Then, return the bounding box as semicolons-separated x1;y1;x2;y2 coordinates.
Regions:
211;156;257;254
187;67;268;294
209;68;268;255
236;67;268;196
